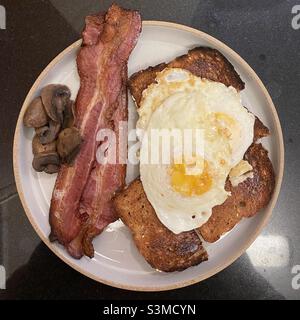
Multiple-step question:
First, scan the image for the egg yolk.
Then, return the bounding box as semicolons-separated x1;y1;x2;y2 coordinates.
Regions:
170;161;212;197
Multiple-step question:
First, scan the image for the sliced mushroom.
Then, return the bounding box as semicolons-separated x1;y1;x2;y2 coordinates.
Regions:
41;84;71;124
32;135;56;155
57;127;82;164
63;100;75;129
35;126;48;137
35;120;61;144
23;96;48;128
32;152;60;173
44;164;60;174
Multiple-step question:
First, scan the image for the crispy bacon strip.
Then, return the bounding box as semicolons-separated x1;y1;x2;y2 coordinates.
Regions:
67;65;128;258
49;4;141;250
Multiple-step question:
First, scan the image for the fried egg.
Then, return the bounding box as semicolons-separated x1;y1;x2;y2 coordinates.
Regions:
138;68;255;234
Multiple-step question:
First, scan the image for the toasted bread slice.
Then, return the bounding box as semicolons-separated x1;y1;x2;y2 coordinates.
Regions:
128;46;273;245
113;179;208;272
129;47;245;106
129;46;269;141
198;143;275;242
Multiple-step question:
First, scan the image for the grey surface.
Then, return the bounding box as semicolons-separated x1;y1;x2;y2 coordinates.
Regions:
0;0;300;299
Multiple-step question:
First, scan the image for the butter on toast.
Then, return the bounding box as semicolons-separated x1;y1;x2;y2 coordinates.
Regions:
113;179;208;272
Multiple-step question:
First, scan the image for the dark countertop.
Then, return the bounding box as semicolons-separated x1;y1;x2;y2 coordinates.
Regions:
0;0;299;300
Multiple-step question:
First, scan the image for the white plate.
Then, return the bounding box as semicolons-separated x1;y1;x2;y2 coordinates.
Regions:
13;21;284;291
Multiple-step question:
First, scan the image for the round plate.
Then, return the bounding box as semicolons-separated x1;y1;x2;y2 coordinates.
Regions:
13;21;284;291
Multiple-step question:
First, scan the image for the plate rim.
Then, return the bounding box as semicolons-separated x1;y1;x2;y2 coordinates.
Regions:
13;20;284;292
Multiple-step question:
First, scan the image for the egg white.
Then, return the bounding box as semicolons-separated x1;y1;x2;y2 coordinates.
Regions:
138;68;254;234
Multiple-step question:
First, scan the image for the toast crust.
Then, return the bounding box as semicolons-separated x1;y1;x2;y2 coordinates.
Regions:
113;179;208;272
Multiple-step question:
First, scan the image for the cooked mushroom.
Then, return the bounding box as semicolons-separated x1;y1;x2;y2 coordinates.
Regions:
35;120;61;144
32;152;60;173
31;135;60;174
44;164;60;174
32;135;56;155
57;127;82;163
23;96;48;128
63;100;75;129
41;84;71;124
35;126;48;137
